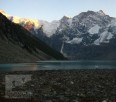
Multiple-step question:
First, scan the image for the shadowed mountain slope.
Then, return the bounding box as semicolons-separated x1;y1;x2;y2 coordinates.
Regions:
0;13;66;63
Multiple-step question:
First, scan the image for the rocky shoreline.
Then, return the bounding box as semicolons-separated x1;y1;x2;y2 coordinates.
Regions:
0;69;116;102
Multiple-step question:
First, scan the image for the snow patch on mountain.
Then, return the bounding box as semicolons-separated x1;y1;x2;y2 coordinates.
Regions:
66;38;83;44
88;25;100;34
67;18;72;27
107;33;113;40
109;19;116;27
41;21;60;37
12;16;22;23
94;31;113;45
94;39;100;45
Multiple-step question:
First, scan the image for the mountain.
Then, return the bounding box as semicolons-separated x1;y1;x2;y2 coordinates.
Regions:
48;10;116;59
0;13;66;63
1;9;116;60
0;9;60;37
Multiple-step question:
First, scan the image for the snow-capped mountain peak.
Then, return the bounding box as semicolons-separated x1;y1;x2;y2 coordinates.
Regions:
0;9;10;17
97;10;106;16
0;9;5;14
0;9;40;28
61;16;71;20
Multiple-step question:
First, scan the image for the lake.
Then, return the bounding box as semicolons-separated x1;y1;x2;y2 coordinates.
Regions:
0;60;116;71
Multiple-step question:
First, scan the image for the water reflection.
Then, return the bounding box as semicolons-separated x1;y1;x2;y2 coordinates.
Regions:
0;60;116;71
0;63;38;71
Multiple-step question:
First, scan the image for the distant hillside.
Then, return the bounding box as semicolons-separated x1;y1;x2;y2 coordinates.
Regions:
0;13;66;63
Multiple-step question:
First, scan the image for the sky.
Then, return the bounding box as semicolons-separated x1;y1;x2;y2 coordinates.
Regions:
0;0;116;21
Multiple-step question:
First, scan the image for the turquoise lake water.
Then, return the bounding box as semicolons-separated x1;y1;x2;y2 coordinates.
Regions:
0;61;116;71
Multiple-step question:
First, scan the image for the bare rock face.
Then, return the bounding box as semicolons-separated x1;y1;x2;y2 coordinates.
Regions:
24;21;35;30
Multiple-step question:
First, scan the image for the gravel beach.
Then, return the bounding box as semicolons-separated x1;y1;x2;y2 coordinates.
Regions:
0;69;116;102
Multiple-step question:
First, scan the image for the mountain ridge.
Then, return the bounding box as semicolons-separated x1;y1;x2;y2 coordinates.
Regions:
1;9;116;60
0;13;66;63
0;9;110;37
